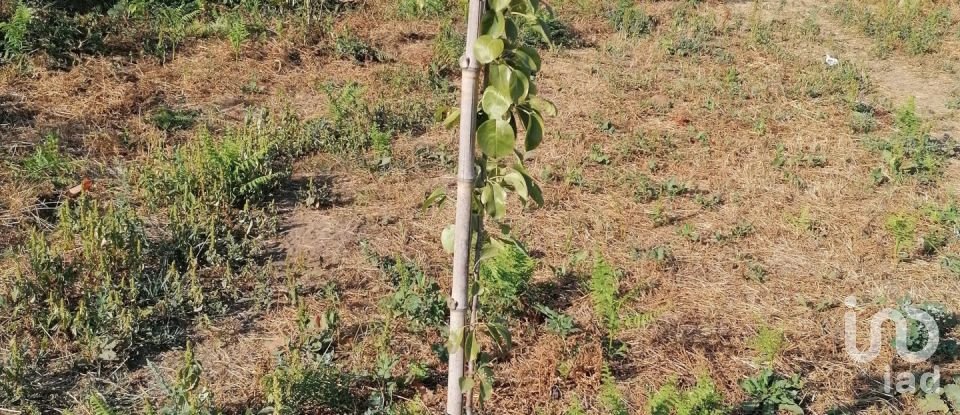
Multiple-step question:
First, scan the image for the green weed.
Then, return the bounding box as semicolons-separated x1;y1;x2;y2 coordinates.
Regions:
535;304;578;337
797;62;869;103
334;30;384;63
894;299;958;359
375;256;446;331
648;375;728;415
871;100;954;185
750;326;785;364
885;213;916;259
0;2;32;65
942;255;960;277
432;20;464;72
141;125;287;209
19;134;75;185
739;368;805;415
520;8;580;49
833;0;954;56
227;13;249;60
150;106;198;131
145;342;215;415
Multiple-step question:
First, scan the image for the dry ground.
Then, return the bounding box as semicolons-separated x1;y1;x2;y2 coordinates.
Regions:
3;0;960;413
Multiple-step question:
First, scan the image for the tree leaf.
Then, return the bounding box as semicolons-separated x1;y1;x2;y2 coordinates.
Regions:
477;119;516;158
529;96;557;116
478;366;494;405
441;224;455;253
481;86;513;118
422;188;447;211
481;11;505;37
484;182;507;219
943;383;960;408
465;331;480;362
488;64;512;93
447;327;464;352
442;108;461;129
474;35;504;64
510;45;541;73
503;170;528;201
459;376;475;394
519;109;544;151
528;180;544;206
490;0;511;12
513;71;529;102
779;403;804;414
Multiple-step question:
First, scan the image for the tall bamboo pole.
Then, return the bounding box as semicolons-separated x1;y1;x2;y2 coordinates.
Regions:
446;0;484;414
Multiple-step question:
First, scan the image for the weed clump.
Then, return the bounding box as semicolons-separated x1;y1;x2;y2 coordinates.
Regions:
608;0;655;38
871;100;956;185
833;0;955;56
376;256;446;331
334;31;385;63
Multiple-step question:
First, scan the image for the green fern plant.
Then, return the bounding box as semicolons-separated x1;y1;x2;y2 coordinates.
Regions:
599;367;629;415
87;393;116;415
479;243;535;315
590;256;622;336
648;375;729;415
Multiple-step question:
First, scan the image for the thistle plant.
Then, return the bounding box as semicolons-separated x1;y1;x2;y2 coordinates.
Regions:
442;0;555;413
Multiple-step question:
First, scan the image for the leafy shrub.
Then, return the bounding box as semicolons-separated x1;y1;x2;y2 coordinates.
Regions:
739;368;804;415
480;243;535;315
648;375;729;415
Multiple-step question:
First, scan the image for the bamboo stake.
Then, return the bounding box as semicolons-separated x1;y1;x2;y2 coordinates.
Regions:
446;0;484;414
